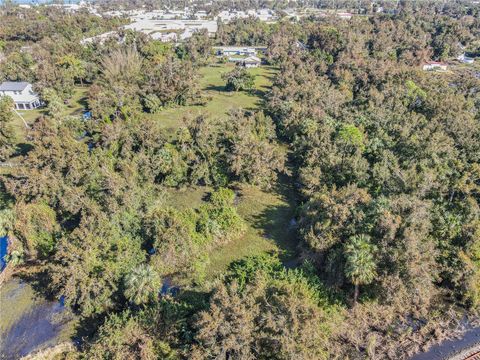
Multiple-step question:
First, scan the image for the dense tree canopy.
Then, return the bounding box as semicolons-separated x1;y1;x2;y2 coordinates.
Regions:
0;1;480;359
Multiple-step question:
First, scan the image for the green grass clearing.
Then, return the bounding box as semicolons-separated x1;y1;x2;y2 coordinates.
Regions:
164;186;211;210
207;180;298;277
0;278;40;334
7;63;297;289
147;63;276;133
165;177;299;281
159;63;299;279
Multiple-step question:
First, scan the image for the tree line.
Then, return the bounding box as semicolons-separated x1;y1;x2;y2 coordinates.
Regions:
0;2;479;359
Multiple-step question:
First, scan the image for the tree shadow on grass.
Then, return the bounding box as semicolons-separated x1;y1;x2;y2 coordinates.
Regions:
263;70;277;82
70;313;107;348
250;203;298;261
2;272;79;358
76;95;89;110
16;265;55;300
247;175;300;264
204;86;266;98
13;143;34;157
0;293;74;360
204;84;227;92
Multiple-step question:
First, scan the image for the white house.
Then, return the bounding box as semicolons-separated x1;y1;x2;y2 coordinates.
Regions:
216;9;277;23
241;56;261;68
422;61;448;71
0;82;41;110
215;47;257;57
337;12;353;19
193;10;208;19
296;41;309;51
458;53;475;64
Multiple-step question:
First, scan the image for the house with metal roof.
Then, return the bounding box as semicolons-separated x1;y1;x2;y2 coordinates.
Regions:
241;56;261;68
0;81;41;110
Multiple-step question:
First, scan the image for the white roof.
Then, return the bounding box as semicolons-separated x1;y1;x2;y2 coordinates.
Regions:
80;31;119;45
243;56;261;63
151;32;177;40
218;47;256;52
216;9;277;22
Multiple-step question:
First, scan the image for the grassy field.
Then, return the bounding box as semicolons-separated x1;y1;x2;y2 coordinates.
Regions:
208;179;298;277
159;63;299;278
147;63;276;133
1;63;298;356
165;179;299;280
0;279;39;334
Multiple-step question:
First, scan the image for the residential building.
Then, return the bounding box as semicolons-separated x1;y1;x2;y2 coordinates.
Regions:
241;56;261;68
80;31;121;45
422;61;448;71
458;53;475;64
215;47;257;57
124;19;217;39
295;41;308;51
0;82;41;110
337;12;353;19
216;9;277;23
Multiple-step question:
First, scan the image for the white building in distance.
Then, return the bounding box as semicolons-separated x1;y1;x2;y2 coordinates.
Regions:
151;32;178;42
216;9;277;23
241;56;261;68
80;31;121;46
422;61;448;71
85;7;281;44
123;19;217;40
0;82;41;110
215;47;257;57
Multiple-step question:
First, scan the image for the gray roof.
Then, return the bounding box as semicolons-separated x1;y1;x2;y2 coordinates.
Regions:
0;81;30;91
243;56;261;63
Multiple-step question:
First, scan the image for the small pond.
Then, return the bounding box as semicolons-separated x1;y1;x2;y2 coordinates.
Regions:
0;279;75;359
411;323;480;360
0;235;8;271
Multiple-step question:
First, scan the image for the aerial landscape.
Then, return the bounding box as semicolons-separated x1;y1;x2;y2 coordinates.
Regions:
0;0;479;359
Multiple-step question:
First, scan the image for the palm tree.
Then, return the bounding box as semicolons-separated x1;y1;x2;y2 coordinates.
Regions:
344;234;377;304
124;264;161;306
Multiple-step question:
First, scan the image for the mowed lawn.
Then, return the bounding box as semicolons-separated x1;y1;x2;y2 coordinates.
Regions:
148;63;276;133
